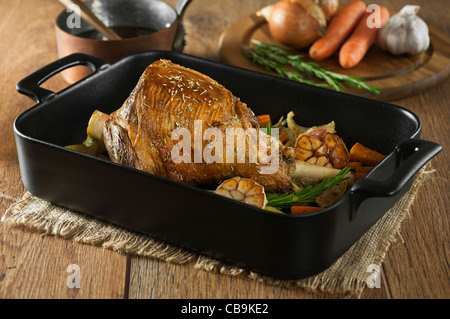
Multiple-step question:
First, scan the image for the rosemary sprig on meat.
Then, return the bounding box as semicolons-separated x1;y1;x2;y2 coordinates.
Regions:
242;40;380;95
266;121;272;136
266;167;351;210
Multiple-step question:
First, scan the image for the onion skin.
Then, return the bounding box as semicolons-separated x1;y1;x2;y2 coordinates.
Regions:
291;0;327;34
315;0;339;20
268;0;322;50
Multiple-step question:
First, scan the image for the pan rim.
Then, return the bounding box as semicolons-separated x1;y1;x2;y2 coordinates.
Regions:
13;50;423;219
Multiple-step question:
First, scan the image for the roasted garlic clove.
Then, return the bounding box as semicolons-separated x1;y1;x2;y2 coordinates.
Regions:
215;177;268;209
294;129;350;169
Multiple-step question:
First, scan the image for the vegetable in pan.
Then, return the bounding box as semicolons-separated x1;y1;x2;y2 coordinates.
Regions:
266;166;351;210
252;112;385;213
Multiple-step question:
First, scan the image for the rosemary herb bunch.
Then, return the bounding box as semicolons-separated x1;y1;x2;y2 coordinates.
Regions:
242;45;328;88
266;167;351;210
242;40;380;95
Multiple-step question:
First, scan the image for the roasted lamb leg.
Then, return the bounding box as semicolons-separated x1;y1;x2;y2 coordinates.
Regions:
89;59;295;192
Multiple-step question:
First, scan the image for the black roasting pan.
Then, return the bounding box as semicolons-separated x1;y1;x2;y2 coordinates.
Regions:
15;51;442;280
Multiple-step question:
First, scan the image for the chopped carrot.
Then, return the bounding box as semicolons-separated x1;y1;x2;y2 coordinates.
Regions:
355;172;367;181
339;6;390;68
291;206;323;214
256;114;272;127
349;143;385;166
355;166;374;173
354;166;375;180
309;1;367;60
279;132;289;143
347;161;363;170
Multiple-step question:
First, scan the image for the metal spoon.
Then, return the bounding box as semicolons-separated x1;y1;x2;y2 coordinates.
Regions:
58;0;122;40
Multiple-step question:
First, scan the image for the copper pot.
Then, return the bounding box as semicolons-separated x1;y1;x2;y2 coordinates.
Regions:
55;0;192;83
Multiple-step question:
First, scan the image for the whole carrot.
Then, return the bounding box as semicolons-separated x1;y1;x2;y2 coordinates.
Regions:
309;1;367;60
339;6;391;68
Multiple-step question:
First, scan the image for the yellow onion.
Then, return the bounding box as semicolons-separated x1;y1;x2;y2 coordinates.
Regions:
268;0;327;50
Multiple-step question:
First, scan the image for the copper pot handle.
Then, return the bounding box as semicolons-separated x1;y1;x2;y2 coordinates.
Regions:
173;0;193;52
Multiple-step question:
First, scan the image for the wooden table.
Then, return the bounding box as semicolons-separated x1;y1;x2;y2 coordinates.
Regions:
0;0;448;299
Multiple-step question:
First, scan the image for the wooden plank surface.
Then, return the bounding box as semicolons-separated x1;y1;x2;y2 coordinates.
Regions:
380;83;450;299
0;0;128;299
0;0;448;299
0;222;128;299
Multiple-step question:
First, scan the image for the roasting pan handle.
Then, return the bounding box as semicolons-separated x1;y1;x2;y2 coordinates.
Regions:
16;53;109;103
350;138;441;202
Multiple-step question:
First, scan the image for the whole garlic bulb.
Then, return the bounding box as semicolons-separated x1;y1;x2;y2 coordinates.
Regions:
378;5;430;55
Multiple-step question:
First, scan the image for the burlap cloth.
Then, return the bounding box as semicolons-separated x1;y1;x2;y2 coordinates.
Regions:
1;164;435;298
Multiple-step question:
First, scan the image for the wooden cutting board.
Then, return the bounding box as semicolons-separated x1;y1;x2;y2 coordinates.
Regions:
218;13;450;101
